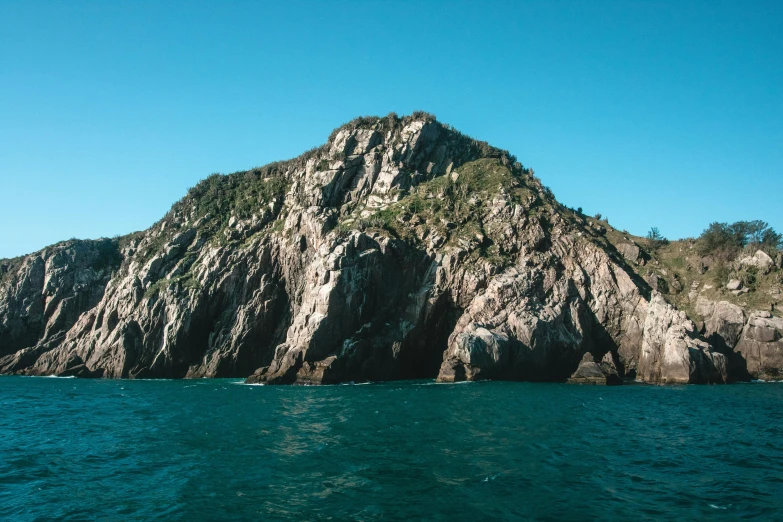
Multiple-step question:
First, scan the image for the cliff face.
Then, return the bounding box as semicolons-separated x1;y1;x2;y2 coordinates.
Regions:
0;114;777;383
596;217;782;382
0;240;121;375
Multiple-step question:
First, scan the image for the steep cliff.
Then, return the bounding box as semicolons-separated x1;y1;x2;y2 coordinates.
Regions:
0;113;773;384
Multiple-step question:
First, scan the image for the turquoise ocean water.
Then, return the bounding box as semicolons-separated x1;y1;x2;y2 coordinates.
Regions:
1;377;781;520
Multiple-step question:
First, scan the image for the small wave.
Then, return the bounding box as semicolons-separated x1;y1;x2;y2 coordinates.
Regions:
709;504;727;510
43;375;76;379
117;378;175;381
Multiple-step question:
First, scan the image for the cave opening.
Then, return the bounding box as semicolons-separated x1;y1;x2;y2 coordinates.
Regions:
396;301;462;380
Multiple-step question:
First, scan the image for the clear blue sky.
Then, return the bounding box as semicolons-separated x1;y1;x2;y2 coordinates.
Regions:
1;0;781;259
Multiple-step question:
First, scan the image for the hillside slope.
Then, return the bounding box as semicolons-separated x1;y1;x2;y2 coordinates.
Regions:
599;222;782;380
1;113;779;383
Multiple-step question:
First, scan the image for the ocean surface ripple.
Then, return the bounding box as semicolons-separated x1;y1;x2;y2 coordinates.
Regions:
1;377;781;520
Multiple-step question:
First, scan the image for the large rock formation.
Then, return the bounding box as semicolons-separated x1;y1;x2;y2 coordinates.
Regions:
567;352;622;385
696;296;783;380
0;239;121;374
636;294;727;384
0;113;772;384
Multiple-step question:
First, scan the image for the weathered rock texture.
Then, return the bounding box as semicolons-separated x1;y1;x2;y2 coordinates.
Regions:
0;113;769;384
636;294;727;384
696;296;783;380
567;352;622;385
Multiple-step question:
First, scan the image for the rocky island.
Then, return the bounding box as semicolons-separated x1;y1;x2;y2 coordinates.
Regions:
1;113;781;384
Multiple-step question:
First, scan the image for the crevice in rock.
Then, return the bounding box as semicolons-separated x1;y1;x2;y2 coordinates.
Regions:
397;297;462;380
231;287;292;378
706;332;751;383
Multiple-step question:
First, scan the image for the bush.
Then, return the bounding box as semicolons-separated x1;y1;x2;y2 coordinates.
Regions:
743;266;758;289
646;227;669;250
411;110;436;121
712;262;730;286
697;220;781;258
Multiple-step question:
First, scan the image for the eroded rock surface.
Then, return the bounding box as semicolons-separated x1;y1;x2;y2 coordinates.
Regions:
0;114;767;384
697;296;783;380
568;352;622;385
637;294;727;384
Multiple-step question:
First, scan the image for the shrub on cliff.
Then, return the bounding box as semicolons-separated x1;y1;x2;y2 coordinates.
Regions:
646;227;668;250
697;220;781;259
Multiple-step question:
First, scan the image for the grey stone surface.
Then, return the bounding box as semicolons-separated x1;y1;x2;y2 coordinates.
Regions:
0;115;771;385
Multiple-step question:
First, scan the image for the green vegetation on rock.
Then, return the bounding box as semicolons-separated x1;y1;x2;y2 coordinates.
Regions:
697;220;781;259
335;157;539;269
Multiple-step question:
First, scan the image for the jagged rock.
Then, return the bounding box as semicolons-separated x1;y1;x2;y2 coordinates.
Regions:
0;239;120;366
567;353;604;384
0;114;760;385
739;250;775;273
617;243;641;264
695;300;783;380
637;293;727;384
734;313;783;380
568;352;622;385
726;279;742;291
705;301;746;350
437;326;511;382
57;353;103;378
600;351;622;382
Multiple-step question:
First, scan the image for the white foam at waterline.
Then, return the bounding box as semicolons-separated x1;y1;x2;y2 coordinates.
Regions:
119;378;175;381
412;380;471;385
483;473;501;482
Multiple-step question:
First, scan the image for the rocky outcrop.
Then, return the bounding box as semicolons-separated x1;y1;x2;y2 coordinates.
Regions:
705;300;746;350
0;239;121;372
435;235;652;383
0;113;771;384
617;242;642;265
637;293;727;384
568;352;622;384
697;295;783;380
738;250;775;274
735;312;783;380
